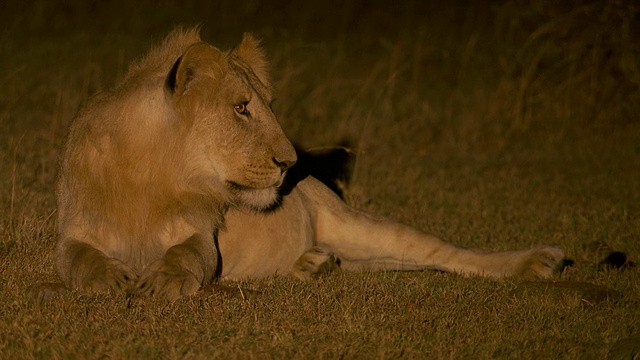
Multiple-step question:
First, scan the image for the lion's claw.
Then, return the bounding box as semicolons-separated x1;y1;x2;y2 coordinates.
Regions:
131;259;200;300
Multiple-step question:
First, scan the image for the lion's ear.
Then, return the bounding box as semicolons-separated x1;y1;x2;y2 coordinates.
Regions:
232;33;270;86
166;42;223;99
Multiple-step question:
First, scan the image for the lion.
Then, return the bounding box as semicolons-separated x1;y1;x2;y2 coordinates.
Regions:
55;27;564;300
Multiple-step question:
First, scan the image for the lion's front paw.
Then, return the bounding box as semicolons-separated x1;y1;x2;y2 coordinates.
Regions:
78;258;138;294
292;246;339;281
519;245;565;278
131;260;200;300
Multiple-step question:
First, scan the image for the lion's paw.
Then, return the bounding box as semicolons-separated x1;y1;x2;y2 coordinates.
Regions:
131;259;200;301
518;245;565;279
79;258;138;294
26;282;68;302
292;246;339;281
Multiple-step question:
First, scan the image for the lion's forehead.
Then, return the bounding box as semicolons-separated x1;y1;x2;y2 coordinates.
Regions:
227;56;272;102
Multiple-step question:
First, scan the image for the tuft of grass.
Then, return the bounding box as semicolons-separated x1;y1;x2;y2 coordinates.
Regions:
1;0;638;358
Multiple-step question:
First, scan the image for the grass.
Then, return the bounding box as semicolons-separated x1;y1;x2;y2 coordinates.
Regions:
1;0;639;358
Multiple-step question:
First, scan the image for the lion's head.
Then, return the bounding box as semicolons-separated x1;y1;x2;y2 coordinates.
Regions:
165;33;297;211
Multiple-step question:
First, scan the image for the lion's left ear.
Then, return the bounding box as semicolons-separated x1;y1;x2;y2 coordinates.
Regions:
166;42;224;102
232;33;270;86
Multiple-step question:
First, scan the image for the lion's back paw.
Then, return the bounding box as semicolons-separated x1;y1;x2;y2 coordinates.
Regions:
291;246;340;281
26;282;68;302
519;245;565;278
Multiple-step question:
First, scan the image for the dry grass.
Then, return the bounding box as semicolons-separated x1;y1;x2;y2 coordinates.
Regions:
1;0;639;358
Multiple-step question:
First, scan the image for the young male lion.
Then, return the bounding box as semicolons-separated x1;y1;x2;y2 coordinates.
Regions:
56;28;564;300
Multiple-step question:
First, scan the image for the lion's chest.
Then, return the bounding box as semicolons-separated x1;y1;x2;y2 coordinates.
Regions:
217;188;315;279
97;217;208;273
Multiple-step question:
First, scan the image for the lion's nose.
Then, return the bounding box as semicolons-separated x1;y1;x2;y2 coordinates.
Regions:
271;136;297;173
273;157;296;173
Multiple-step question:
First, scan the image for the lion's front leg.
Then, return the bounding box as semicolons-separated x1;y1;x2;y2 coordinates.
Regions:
56;240;138;293
132;234;217;300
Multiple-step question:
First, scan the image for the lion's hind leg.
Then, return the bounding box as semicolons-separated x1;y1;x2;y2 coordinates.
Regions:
515;245;565;278
291;246;340;280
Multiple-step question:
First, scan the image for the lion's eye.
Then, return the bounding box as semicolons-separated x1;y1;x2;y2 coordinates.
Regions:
234;102;250;116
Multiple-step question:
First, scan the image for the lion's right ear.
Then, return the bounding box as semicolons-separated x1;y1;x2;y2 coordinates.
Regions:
165;43;224;100
232;33;270;86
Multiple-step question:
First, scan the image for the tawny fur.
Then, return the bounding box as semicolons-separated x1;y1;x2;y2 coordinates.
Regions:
56;27;296;300
55;27;564;300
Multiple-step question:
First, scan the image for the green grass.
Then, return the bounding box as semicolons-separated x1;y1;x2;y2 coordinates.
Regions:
1;0;639;358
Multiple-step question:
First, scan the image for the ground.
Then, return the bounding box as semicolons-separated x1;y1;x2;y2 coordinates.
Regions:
0;0;638;358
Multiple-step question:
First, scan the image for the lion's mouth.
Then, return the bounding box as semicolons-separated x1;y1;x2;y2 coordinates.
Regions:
226;176;284;193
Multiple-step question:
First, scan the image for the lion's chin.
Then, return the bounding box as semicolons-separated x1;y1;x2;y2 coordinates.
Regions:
227;181;281;211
